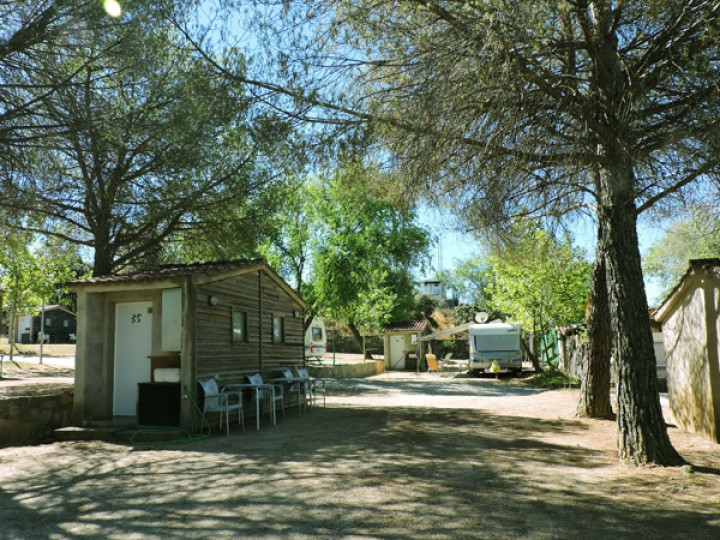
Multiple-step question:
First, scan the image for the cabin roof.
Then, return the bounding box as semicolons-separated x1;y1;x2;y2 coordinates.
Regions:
69;258;306;308
653;258;720;323
384;320;429;334
69;258;265;285
38;304;75;316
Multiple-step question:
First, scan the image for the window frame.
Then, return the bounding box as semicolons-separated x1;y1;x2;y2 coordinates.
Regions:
232;308;248;343
272;314;285;344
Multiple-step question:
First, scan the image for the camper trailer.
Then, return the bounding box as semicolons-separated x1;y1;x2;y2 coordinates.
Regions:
305;318;327;359
468;322;522;374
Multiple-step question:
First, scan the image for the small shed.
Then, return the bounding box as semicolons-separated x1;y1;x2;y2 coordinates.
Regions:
653;258;720;443
383;320;431;371
69;259;306;430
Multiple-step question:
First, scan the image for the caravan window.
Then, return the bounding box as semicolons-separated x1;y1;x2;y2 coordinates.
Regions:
474;333;519;352
311;326;323;341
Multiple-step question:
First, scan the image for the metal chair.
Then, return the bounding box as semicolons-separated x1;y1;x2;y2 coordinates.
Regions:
198;377;244;435
277;367;310;414
296;367;326;408
228;373;285;430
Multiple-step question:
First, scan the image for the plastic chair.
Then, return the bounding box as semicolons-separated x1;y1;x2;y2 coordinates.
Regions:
426;354;440;373
198;377;244;435
297;367;326;408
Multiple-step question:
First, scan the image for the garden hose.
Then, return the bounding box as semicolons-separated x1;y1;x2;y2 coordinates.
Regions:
129;393;212;445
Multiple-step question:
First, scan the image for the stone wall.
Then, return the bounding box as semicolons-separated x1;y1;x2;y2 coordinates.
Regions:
0;388;74;447
307;360;384;379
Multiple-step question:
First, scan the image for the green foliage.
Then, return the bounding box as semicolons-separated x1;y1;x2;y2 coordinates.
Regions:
1;1;299;275
0;233;78;340
452;304;479;325
281;163;432;333
644;204;720;295
413;293;438;322
310;164;428;330
485;222;591;335
438;257;495;306
452;302;503;325
523;370;579;389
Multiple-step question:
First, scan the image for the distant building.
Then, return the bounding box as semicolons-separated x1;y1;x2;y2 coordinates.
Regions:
15;305;77;344
422;280;446;301
35;305;77;343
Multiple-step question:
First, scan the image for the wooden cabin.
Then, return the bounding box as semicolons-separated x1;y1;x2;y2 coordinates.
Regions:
33;304;77;343
69;259;306;430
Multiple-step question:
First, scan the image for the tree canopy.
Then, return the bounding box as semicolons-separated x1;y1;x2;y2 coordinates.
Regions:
1;1;300;275
262;0;720;466
486;224;591;332
261;164;430;346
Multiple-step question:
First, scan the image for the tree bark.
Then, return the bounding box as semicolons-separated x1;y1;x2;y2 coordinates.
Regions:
601;165;683;465
521;337;543;372
347;320;373;359
577;223;614;419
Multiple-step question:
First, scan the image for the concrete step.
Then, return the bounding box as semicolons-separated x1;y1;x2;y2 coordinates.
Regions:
113;427;189;443
54;425;190;444
54;426;122;442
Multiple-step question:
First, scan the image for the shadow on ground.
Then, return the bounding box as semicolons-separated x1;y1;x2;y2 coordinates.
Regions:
1;385;719;539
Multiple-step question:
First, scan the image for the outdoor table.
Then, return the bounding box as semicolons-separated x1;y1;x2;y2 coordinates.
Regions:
224;382;281;431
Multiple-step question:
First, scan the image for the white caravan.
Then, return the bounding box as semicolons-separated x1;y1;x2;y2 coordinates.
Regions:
468;322;522;374
304;318;327;360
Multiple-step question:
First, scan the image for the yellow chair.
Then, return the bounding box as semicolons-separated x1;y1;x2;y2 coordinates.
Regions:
426;354;439;373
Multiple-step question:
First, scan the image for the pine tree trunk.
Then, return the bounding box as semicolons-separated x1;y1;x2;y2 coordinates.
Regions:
577;225;614;419
601;167;683;466
588;1;683;465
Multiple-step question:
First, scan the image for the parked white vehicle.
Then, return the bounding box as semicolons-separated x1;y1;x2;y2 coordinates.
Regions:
304;318;327;360
468;323;523;374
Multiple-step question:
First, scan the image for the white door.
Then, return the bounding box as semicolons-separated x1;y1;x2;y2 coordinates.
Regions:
390;336;406;370
114;302;153;416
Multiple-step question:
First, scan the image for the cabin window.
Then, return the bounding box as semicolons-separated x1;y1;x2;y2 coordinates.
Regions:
63;319;70;328
232;309;248;343
272;315;285;343
161;288;182;351
45;317;54;327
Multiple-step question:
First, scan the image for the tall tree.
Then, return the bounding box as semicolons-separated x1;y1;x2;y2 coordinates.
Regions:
439;257;495;306
304;164;430;351
578;221;615;419
280;0;720;466
1;2;296;275
0;1;99;169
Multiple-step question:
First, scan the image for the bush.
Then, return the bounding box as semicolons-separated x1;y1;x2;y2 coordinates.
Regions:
522;370;579;389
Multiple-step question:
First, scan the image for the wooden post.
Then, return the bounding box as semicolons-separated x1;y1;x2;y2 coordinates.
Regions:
258;270;264;373
180;277;198;431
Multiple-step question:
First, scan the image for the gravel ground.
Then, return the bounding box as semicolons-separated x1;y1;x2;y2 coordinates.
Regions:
1;372;719;539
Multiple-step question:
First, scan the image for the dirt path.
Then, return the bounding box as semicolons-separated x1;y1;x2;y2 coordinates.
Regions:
1;373;719;539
